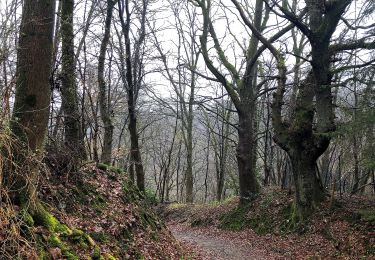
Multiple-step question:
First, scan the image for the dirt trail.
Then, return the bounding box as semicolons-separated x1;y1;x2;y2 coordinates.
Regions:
169;224;274;260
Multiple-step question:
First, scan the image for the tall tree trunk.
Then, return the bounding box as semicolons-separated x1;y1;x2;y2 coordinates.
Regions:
198;0;266;204
128;112;144;190
216;100;231;201
273;73;328;218
7;0;56;207
237;110;259;203
271;0;352;219
183;58;197;203
118;0;146;191
185;118;194;202
61;0;86;160
97;0;115;164
204;129;210;203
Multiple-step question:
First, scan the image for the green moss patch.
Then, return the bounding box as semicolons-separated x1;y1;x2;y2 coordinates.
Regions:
90;232;111;243
122;181;143;202
48;234;79;260
97;163;125;174
19;209;34;227
33;205;72;235
358;209;375;224
219;205;250;231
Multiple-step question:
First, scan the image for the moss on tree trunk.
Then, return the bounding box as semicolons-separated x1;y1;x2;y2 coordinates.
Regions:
6;0;55;207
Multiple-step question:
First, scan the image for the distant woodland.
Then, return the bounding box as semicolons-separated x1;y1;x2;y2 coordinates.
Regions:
0;0;374;243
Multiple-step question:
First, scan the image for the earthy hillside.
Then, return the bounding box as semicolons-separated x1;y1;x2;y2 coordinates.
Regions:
0;163;187;259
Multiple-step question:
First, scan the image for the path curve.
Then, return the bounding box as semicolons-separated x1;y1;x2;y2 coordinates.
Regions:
169;224;267;260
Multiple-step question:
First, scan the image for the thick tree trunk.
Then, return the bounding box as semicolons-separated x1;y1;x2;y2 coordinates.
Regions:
289;151;325;218
61;0;86;161
7;0;55;206
270;0;352;219
237;112;260;204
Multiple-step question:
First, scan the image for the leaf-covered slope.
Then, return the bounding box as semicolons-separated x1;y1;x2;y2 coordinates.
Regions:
1;163;185;259
162;189;375;259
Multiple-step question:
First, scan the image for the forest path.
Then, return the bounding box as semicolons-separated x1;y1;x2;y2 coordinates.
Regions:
169;223;275;260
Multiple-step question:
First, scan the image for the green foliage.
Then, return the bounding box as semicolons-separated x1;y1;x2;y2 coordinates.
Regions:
122;180;142;202
105;253;117;260
144;188;158;205
108;166;125;174
97;163;125;174
90;232;111;243
69;229;95;248
191;217;213;227
121;227;133;241
219;195;275;234
72;183;107;213
92;194;107;213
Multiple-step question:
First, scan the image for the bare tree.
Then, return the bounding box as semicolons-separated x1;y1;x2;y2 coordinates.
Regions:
60;0;86;162
117;0;147;191
98;0;116;164
270;0;375;218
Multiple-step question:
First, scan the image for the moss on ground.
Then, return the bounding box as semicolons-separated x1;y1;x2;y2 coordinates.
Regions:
91;246;103;260
280;203;301;233
48;234;79;260
358;209;375;224
19;209;34;227
97;163;125;174
219;205;250;231
32;204;72;235
90;232;111;243
122;181;143;202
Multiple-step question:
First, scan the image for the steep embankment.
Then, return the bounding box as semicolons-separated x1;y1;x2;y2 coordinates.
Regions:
161;189;375;259
0;163;186;259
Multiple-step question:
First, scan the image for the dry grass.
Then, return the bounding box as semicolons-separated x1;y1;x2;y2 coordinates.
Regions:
0;126;41;259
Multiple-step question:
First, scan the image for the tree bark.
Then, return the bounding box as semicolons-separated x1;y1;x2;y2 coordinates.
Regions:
117;0;146;192
289;151;325;217
271;0;352;218
97;0;115;164
237;111;260;203
7;0;56;206
61;0;86;161
197;0;267;204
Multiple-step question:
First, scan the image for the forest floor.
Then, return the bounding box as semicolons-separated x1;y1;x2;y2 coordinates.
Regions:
1;161;189;259
1;156;375;259
160;189;375;259
169;223;274;259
